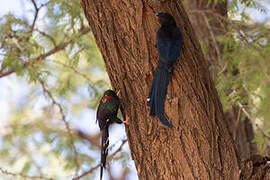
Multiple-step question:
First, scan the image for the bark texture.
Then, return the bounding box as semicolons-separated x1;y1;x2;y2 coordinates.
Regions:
184;0;227;82
224;107;258;160
240;155;270;180
184;0;258;160
81;0;239;179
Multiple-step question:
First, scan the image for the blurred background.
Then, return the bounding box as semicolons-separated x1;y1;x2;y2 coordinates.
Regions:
0;0;270;179
0;0;137;179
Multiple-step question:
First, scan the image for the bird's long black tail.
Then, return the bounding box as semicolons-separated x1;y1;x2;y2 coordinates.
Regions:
147;68;173;128
100;127;109;180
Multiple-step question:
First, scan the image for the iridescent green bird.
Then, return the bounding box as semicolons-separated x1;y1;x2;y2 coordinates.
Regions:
96;89;128;180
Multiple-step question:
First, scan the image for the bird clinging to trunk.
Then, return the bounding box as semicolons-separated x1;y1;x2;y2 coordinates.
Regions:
96;89;128;180
147;12;183;128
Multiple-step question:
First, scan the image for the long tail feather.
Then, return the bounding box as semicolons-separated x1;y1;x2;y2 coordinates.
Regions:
100;165;103;180
100;127;109;180
158;111;173;128
148;68;173;128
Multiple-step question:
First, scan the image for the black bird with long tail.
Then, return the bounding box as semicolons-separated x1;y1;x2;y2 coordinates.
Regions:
147;12;183;128
96;89;128;180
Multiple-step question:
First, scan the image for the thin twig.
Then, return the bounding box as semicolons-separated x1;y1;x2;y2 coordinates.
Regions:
238;32;270;82
28;27;90;64
217;61;228;75
256;124;270;155
29;0;48;34
189;9;230;23
52;60;101;94
0;121;101;149
237;102;252;120
35;29;57;46
237;102;270;154
0;70;14;78
72;139;127;180
53;60;94;83
0;167;52;180
256;124;270;141
76;130;101;147
30;0;39;33
72;164;100;180
201;11;223;67
38;77;80;175
0;27;90;79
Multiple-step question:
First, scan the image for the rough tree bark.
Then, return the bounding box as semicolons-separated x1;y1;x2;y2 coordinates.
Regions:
184;0;257;160
81;0;239;179
184;0;227;82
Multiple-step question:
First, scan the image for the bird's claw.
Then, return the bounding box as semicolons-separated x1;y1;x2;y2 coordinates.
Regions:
117;90;120;97
123;116;129;125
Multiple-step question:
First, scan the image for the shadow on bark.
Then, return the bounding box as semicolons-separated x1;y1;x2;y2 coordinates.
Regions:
240;154;270;180
184;0;258;162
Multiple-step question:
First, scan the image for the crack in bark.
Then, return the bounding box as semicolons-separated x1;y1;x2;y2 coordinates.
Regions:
179;135;197;179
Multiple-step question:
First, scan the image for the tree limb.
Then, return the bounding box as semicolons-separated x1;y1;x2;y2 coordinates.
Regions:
30;0;39;33
35;29;57;46
38;77;80;175
72;139;127;180
0;27;90;79
0;167;52;180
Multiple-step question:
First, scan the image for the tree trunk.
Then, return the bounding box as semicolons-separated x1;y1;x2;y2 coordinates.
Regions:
81;0;239;179
183;1;258;160
224;107;258;160
183;0;227;82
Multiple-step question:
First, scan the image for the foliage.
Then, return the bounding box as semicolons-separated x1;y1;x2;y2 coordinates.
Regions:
1;0;270;179
215;0;270;154
0;0;131;179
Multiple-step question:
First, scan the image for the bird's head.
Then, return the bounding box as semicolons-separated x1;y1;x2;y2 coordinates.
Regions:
156;12;176;26
102;90;118;103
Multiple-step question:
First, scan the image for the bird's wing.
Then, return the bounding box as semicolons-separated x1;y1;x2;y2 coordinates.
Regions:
106;98;120;115
96;103;101;124
97;107;113;130
168;38;182;62
96;97;120;130
156;28;182;63
100;126;109;180
157;38;182;62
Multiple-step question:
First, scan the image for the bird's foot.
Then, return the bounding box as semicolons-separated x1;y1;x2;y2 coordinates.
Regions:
117;90;120;97
123;116;129;125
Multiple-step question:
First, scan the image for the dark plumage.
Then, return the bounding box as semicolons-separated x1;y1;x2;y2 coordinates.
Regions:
96;90;128;180
147;12;183;128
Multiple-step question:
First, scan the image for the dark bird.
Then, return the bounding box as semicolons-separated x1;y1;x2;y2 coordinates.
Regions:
147;12;183;128
96;89;128;180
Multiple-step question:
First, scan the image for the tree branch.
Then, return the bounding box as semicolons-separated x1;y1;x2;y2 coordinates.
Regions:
200;11;223;67
256;124;270;141
0;167;52;180
76;130;101;147
237;102;252;120
72;139;127;180
28;27;90;64
38;77;80;175
52;60;100;92
35;29;57;46
72;164;100;180
0;70;14;78
0;27;90;79
30;0;39;33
